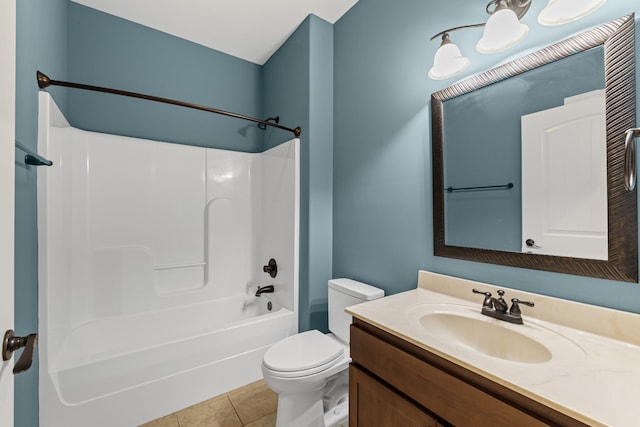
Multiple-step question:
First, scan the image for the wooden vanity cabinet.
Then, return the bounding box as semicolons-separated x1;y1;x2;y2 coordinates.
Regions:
350;365;442;427
349;318;589;427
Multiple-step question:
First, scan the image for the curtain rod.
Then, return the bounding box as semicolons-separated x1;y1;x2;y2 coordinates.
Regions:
15;140;53;166
36;71;302;138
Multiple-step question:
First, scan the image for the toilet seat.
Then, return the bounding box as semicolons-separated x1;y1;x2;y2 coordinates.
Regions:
263;330;344;378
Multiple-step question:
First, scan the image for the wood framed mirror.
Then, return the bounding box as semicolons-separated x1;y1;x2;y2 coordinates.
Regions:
431;14;637;282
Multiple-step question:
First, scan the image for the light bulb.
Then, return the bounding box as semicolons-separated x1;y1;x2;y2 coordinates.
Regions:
538;0;607;26
429;38;469;80
477;8;529;54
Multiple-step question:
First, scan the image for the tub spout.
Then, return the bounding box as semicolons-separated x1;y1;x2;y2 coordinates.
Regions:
255;285;275;297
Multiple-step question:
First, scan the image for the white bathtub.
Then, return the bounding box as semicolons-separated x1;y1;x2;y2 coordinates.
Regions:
41;296;294;426
55;295;290;404
37;93;300;427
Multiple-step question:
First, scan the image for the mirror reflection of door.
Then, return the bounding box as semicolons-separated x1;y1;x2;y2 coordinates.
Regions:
521;89;607;260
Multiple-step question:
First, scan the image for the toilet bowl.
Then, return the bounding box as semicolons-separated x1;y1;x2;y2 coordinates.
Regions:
262;279;384;427
262;330;349;427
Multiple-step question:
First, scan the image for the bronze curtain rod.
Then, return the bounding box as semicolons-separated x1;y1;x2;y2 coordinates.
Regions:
36;71;302;138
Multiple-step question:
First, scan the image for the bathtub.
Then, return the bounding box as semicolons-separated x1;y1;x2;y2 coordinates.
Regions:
37;92;300;426
41;296;294;426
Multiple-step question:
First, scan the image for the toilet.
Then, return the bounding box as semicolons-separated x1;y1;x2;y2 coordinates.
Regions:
262;278;384;427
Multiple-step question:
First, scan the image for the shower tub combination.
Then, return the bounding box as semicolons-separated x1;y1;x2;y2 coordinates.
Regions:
37;92;299;427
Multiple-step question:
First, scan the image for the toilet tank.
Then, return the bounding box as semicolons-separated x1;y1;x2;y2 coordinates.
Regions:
328;278;384;344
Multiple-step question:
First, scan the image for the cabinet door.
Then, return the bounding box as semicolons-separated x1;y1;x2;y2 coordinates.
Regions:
350;366;441;427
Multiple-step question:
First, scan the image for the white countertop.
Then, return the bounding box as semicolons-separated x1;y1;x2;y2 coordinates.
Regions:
346;271;640;427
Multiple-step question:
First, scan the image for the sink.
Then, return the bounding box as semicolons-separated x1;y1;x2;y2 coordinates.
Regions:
420;311;551;363
406;304;585;364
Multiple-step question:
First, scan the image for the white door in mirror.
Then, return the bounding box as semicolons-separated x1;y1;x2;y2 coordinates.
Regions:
521;89;607;260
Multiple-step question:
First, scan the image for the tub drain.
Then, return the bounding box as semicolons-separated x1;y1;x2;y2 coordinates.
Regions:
267;301;273;311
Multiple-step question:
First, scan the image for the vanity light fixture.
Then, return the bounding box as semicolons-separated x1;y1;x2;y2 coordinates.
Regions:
477;0;530;53
429;0;609;80
538;0;608;26
428;32;471;80
428;23;486;80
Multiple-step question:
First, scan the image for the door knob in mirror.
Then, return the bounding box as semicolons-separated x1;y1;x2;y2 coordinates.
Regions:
525;239;541;249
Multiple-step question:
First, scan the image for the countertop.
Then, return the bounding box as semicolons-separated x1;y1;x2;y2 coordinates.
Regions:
346;271;640;427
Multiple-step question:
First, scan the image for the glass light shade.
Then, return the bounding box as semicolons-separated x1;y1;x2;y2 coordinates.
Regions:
476;8;529;54
538;0;607;26
429;42;470;80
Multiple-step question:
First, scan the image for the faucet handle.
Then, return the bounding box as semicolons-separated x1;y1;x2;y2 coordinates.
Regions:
509;298;535;316
263;258;278;278
472;288;492;307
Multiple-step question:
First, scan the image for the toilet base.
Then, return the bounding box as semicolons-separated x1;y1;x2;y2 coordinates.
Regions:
275;388;326;427
274;392;349;427
323;400;349;427
271;369;349;427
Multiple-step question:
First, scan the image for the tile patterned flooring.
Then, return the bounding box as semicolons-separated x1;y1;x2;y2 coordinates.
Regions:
140;380;277;427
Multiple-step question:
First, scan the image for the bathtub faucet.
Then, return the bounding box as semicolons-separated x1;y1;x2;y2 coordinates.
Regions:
256;285;275;297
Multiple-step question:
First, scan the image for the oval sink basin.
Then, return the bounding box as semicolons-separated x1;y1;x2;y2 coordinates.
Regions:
420;312;551;363
405;304;585;364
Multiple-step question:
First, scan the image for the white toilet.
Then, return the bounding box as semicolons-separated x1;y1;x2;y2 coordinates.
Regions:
262;278;384;427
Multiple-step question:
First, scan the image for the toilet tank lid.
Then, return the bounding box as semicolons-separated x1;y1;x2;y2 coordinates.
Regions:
328;278;384;300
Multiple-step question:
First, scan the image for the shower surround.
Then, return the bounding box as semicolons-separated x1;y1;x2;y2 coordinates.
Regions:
37;92;299;426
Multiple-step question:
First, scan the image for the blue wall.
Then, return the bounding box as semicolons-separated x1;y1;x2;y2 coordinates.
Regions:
67;2;263;152
306;16;334;332
263;15;334;332
15;1;68;426
333;0;432;290
333;0;640;313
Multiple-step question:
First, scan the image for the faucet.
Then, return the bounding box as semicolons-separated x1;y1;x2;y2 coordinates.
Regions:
255;285;275;297
263;258;278;278
472;289;534;324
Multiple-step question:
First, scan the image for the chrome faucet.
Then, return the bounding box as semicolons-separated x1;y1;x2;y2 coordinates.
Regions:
255;285;275;297
472;289;534;324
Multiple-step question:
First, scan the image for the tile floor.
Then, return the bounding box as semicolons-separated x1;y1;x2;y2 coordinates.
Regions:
140;380;278;427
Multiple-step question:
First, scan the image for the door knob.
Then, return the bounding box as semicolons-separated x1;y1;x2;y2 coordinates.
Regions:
2;330;37;374
525;239;542;249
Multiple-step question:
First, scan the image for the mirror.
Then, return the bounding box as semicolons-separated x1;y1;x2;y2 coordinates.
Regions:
431;14;637;282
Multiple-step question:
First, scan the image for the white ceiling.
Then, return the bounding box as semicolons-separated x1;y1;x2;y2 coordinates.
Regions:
71;0;358;65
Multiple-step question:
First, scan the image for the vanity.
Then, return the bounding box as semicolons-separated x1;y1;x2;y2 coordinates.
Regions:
347;271;640;426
